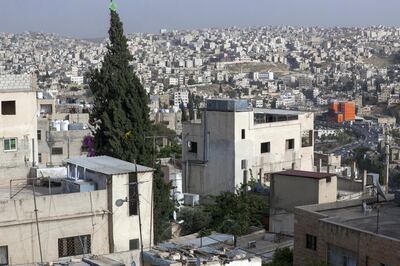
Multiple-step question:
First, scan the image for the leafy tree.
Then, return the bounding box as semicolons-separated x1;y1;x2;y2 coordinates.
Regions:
188;91;195;120
88;9;174;244
264;247;293;266
153;166;176;243
204;184;268;236
158;143;182;159
177;207;212;236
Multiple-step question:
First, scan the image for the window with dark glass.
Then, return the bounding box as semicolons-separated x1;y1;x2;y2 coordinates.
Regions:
306;234;317;251
129;239;140;250
301;130;313;147
37;130;42;141
129;173;138;216
241;129;245;139
1;101;16;115
0;246;8;266
4;138;17;151
286;139;295;150
188;141;197;153
261;142;270;153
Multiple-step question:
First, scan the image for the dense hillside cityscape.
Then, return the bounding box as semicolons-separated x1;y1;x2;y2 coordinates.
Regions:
1;5;400;266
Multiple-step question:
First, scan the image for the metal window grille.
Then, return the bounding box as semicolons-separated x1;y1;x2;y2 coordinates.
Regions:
58;235;91;258
52;147;63;155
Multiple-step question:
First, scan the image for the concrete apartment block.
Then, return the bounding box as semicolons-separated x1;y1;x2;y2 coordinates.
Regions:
0;74;38;186
0;156;154;265
182;99;314;196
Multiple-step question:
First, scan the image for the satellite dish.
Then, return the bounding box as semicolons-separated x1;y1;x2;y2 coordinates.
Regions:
115;199;126;207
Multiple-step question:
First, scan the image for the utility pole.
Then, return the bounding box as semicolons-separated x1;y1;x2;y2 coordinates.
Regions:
384;125;390;192
32;181;44;265
134;160;145;266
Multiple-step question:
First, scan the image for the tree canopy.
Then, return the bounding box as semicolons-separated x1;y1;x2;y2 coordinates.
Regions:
88;10;175;244
89;10;152;165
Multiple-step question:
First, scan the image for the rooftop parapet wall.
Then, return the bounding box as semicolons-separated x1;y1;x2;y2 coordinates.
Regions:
0;74;36;92
0;189;108;226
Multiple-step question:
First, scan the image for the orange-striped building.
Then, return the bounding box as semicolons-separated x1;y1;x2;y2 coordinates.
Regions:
328;101;355;123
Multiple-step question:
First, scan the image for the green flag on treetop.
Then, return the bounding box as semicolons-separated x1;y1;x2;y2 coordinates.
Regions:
109;0;117;12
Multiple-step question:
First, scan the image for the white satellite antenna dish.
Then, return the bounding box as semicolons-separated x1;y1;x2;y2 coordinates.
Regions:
115;198;128;207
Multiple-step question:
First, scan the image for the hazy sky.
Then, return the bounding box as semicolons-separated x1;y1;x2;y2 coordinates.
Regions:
1;0;399;38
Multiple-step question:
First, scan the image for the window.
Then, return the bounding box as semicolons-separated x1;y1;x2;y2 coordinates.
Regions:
129;173;138;216
4;138;17;151
37;130;41;141
51;147;63;155
1;101;16;115
241;129;245;139
301;130;313;147
0;246;8;266
260;142;270;153
129;239;140;250
326;176;331;183
58;235;91;258
286;139;295;150
38;153;42;163
306;234;317;251
188;141;197;153
241;159;247;169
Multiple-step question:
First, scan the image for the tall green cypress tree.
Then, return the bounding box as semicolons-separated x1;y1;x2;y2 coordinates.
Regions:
89;10;152;165
89;7;175;244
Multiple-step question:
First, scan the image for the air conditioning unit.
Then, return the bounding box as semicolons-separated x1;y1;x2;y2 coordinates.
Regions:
183;193;200;206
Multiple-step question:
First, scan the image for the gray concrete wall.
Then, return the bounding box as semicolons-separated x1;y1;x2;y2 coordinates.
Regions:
0;190;109;265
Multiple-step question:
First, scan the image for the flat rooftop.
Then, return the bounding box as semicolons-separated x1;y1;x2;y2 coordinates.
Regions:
65;156;154;175
275;170;335;180
320;201;400;240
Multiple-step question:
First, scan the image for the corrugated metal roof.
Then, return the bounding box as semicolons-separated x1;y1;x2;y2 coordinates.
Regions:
64;156;154;175
274;170;335;179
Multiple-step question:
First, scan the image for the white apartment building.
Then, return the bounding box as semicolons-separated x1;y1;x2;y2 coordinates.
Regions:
0;156;154;265
174;89;189;107
0;74;38;186
182;99;314;196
